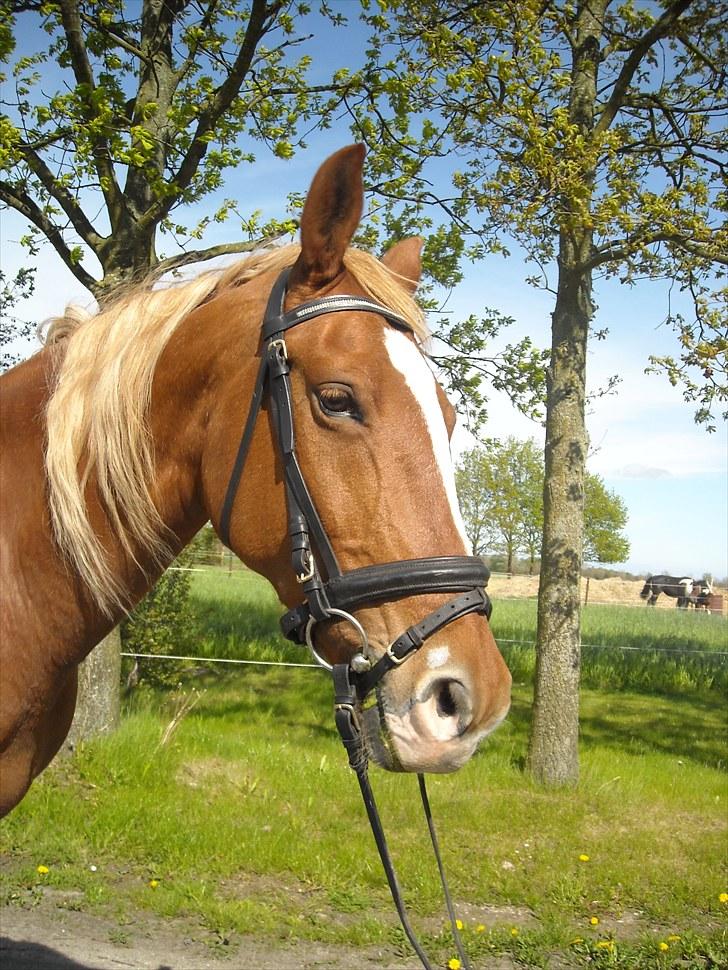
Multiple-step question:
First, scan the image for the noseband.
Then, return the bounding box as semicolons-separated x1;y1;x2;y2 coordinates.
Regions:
219;266;492;970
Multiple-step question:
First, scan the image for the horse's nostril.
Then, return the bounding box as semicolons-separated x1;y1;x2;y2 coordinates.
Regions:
436;681;458;719
431;679;472;734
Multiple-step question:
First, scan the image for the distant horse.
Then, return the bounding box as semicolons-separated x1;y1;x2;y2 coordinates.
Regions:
640;575;712;608
688;579;714;611
0;145;511;817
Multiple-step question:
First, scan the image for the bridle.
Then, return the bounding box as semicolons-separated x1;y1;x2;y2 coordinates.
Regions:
219;266;494;970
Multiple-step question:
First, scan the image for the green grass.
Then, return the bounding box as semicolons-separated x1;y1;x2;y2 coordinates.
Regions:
185;567;728;694
2;567;726;968
2;678;725;966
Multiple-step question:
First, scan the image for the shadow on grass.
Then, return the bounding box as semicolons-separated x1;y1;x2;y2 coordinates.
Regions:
457;688;726;773
578;691;727;771
181;666;338;741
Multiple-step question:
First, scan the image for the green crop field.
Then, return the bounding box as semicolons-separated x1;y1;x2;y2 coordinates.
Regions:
1;567;726;968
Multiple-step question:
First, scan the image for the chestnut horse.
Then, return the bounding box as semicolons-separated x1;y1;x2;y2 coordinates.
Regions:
0;145;511;818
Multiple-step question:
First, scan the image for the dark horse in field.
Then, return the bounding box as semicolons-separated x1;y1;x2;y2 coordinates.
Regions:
640;575;713;608
0;145;511;818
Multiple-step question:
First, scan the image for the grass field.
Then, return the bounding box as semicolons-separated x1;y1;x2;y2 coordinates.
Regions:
185;568;728;696
1;568;726;968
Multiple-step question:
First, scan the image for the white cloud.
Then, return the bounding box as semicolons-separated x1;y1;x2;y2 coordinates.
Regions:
612;463;671;480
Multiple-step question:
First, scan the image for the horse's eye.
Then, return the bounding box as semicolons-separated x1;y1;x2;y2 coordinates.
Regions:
318;384;360;420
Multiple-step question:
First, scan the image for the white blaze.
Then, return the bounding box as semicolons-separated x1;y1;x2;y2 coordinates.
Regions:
383;329;472;552
427;645;451;669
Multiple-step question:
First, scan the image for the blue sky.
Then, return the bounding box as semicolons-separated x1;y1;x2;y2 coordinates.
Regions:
2;6;726;580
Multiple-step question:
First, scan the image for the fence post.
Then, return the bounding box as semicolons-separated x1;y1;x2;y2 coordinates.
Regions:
584;575;590;606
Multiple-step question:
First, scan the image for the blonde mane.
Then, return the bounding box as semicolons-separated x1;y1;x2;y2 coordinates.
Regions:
44;244;427;615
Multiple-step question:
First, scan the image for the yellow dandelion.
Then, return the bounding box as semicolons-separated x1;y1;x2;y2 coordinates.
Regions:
455;918;464;930
590;916;599;926
667;935;681;942
510;927;519;937
578;854;590;862
476;924;486;933
597;940;614;951
148;879;159;889
720;892;728;904
659;942;669;952
36;865;49;875
447;959;462;970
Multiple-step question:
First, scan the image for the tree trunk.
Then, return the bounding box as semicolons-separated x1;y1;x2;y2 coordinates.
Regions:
527;0;603;785
64;628;121;752
65;261;140;746
527;261;590;784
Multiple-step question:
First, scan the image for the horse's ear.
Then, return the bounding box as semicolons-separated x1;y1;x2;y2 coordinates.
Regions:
289;144;365;291
381;238;423;293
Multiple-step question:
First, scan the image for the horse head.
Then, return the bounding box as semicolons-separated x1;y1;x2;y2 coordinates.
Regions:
204;146;511;773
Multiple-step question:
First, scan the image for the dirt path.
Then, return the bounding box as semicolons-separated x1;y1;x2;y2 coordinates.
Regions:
0;900;428;970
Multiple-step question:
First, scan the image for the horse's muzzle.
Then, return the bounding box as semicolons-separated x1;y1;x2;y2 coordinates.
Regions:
362;668;510;774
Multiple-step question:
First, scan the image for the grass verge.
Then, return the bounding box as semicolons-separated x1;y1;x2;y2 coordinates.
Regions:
1;672;725;968
2;567;726;967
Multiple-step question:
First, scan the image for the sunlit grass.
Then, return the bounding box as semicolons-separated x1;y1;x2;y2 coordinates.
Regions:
1;672;725;966
2;567;726;967
185;566;728;694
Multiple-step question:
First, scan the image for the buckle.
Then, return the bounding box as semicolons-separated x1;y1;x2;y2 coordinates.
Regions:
268;337;288;360
385;641;408;665
296;551;315;584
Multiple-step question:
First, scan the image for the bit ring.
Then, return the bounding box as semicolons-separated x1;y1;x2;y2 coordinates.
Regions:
305;608;369;672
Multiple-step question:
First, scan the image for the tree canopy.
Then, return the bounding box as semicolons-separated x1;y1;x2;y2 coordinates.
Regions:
352;0;726;429
0;0;351;295
456;439;630;572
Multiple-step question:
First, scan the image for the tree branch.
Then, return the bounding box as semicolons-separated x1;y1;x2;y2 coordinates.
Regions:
57;0;125;224
154;233;287;276
0;180;99;293
141;0;282;229
19;144;103;250
594;0;695;136
587;230;727;271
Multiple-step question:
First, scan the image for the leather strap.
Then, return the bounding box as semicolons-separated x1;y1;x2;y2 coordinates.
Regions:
263;293;411;341
218;351;269;549
354;587;491;698
332;663;472;970
280;557;490;643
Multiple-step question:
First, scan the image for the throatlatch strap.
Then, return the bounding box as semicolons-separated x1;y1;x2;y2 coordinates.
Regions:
218;351;269;549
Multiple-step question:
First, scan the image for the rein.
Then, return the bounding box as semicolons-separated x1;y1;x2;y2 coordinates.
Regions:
220;267;493;969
